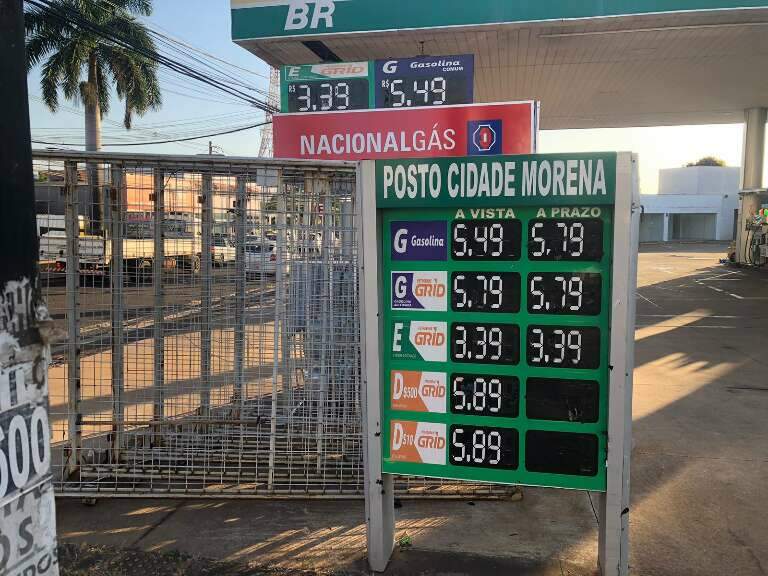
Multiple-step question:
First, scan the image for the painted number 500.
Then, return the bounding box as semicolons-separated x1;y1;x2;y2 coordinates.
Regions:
0;407;51;500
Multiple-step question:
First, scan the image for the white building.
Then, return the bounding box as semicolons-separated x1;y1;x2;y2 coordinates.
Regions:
639;166;740;242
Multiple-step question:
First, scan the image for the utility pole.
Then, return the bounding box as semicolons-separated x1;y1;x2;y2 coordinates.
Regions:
0;1;60;573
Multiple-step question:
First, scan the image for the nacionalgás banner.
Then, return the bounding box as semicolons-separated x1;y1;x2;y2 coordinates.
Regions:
273;101;537;161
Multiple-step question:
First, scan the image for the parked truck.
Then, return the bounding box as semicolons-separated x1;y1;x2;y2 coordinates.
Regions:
48;213;202;281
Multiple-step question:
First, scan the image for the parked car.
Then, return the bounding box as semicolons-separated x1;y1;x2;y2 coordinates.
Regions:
212;234;236;266
245;240;288;277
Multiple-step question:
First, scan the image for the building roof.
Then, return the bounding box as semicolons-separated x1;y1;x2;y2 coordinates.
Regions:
232;2;768;129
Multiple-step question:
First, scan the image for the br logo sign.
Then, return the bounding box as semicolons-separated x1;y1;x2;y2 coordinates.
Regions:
468;119;503;155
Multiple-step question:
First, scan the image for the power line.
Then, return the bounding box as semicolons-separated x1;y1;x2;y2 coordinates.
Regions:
31;119;271;147
24;0;279;114
29;93;210;152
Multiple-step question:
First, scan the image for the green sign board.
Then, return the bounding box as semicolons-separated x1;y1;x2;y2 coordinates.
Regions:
375;153;618;491
232;0;766;40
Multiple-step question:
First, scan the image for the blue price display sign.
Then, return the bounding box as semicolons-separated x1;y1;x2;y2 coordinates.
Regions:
374;54;474;109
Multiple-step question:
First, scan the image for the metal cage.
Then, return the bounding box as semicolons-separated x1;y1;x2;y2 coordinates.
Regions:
34;150;513;498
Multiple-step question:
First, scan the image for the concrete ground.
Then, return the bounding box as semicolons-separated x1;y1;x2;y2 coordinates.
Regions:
56;242;768;575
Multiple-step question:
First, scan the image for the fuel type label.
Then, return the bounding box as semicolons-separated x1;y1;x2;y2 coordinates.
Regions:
391;320;447;363
391;271;447;311
390;420;447;465
390;221;447;261
390;370;447;413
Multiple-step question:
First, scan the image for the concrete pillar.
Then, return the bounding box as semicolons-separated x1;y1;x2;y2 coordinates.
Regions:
663;213;670;242
741;108;766;190
737;108;766;263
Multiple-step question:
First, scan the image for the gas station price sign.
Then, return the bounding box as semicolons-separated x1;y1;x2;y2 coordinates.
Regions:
281;61;371;113
366;152;623;491
281;54;473;113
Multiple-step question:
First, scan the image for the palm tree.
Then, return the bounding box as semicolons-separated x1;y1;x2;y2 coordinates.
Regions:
26;0;162;230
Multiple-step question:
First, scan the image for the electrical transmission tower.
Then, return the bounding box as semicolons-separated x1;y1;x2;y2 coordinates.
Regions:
259;67;280;157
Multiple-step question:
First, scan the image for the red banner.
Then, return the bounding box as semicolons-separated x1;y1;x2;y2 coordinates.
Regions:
273;101;537;161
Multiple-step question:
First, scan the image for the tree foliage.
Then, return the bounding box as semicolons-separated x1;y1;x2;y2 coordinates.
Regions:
686;156;726;167
25;0;161;129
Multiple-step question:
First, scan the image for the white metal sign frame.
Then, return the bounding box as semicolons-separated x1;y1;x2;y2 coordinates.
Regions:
357;153;639;575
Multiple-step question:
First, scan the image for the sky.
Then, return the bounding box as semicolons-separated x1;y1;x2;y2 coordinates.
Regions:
27;0;765;194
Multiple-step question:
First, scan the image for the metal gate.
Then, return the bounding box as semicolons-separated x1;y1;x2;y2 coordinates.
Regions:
33;150;511;498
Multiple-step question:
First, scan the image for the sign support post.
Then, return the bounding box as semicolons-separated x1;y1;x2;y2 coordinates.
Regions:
359;162;396;572
359;153;638;575
599;153;639;576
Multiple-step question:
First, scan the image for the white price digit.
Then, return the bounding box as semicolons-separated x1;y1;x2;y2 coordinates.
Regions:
473;378;487;412
570;223;585;257
489;327;503;361
490;223;504;256
475;326;487;360
489;275;503;309
474;225;488;255
454;223;468;257
568;330;583;364
531;328;544;363
556;275;567;308
453;275;467;309
453;377;466;411
415;79;430;104
431;76;446;105
489;379;502;413
568;276;583;311
472;430;486;463
553;329;566;364
531;223;545;257
452;428;466;462
390;79;406;107
335;82;350;109
297;84;311;112
455;325;468;359
557;222;569;252
488;431;502;465
530;276;544;310
319;83;333;110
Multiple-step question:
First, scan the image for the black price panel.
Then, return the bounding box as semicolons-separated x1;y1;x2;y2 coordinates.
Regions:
286;78;369;113
451;272;521;313
527;273;602;315
450;374;519;417
526;325;601;369
451;323;520;365
449;425;518;469
526;378;599;423
528;219;604;261
375;54;474;109
452;220;521;261
525;431;599;476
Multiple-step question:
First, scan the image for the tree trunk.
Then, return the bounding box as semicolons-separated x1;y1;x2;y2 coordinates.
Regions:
85;51;103;234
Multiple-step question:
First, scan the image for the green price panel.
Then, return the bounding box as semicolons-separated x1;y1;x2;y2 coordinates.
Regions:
377;154;617;491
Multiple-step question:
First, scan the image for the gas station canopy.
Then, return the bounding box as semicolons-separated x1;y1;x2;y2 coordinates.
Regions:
232;1;768;129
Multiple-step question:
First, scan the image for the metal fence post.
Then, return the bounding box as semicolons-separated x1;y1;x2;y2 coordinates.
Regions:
341;199;353;261
110;164;125;460
234;175;246;407
268;172;286;492
277;176;291;400
200;171;213;419
317;175;331;473
64;161;81;478
153;168;165;426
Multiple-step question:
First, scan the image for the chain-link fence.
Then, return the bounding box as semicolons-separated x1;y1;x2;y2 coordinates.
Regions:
34;150;511;498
